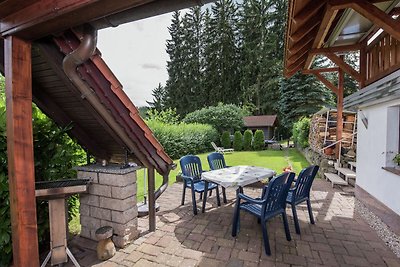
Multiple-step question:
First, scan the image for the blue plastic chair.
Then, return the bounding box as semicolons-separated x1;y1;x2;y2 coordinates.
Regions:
180;155;220;215
207;152;228;203
232;172;295;255
286;165;319;234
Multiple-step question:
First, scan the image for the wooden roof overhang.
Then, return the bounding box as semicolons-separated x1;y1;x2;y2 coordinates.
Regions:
284;0;400;84
284;0;400;160
1;1;217;266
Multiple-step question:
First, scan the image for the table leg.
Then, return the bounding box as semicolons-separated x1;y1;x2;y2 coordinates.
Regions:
202;181;208;213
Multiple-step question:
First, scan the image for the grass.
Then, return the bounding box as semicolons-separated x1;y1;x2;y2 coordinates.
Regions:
69;148;310;233
135;148;310;202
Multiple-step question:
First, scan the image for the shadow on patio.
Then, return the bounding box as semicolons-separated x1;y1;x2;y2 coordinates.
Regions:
70;179;400;267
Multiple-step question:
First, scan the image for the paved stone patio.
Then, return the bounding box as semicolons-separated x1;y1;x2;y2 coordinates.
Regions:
68;179;400;266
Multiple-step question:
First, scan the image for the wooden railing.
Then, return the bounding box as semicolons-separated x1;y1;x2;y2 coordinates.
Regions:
366;33;400;85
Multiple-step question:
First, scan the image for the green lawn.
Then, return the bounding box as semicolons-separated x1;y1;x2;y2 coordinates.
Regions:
69;148;309;234
135;148;310;201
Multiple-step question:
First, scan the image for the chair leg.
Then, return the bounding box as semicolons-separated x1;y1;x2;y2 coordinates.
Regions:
209;190;212;196
232;196;241;237
261;220;271;255
191;186;197;215
222;187;227;203
282;212;292;241
216;186;221;206
199;192;203;200
291;203;301;234
307;199;315;224
181;181;186;205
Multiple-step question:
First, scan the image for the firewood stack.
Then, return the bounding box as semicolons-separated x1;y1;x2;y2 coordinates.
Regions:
309;109;357;155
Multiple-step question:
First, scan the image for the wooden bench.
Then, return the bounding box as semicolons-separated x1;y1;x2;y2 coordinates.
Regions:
324;173;348;187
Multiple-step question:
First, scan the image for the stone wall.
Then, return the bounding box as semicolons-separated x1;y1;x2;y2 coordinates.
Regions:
76;164;140;248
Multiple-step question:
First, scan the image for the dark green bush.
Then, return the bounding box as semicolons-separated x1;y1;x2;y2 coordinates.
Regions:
233;131;243;151
243;130;253;151
292;117;310;148
147;120;218;159
183;103;249;133
220;131;231;149
253;130;265;151
0;76;86;265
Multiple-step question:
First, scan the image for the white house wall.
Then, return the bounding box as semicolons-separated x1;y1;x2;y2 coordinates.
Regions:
357;98;400;215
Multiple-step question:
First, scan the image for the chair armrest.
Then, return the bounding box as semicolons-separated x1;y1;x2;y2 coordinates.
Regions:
238;193;265;205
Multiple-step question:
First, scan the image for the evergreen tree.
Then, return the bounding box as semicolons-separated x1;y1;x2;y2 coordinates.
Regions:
164;11;185;114
279;73;334;130
203;0;241;105
147;83;166;111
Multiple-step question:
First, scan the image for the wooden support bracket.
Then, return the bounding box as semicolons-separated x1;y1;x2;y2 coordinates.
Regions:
311;72;339;95
325;52;361;82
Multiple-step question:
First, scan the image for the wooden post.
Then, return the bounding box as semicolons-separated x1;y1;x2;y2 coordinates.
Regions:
147;167;156;232
5;36;39;267
360;41;367;88
336;62;344;159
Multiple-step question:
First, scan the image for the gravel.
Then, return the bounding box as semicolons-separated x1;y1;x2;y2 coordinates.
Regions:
355;199;400;257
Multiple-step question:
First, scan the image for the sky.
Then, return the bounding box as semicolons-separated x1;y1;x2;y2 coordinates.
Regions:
97;13;173;107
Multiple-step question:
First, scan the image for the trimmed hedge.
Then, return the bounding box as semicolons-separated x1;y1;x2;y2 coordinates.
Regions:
253;130;265;150
220;131;231;149
233;131;243;151
147;120;219;159
243;130;253;150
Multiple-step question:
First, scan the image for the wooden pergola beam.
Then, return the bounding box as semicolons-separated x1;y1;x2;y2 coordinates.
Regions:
311;72;339;95
5;36;39;267
310;44;361;54
325;52;362;82
304;5;339;69
293;1;326;25
287;30;315;55
290;15;321;43
330;0;400;41
302;67;339;73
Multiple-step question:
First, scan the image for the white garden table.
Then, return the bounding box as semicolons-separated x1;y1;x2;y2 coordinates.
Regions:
200;166;276;213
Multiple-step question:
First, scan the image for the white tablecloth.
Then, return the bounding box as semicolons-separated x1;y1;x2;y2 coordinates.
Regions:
201;166;276;189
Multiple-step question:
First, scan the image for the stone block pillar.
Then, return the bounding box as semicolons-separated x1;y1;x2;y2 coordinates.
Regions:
76;164;140;248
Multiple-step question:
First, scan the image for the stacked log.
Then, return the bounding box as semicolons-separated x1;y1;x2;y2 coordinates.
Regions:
309;109;357;155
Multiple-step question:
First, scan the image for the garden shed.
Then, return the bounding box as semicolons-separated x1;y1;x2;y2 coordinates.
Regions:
243;115;277;139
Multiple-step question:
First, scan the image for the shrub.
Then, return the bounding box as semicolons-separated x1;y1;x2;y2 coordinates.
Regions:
0;101;86;266
292;117;311;148
147;120;218;159
147;108;180;124
220;131;231;149
243;130;253;150
233;131;243;151
183;103;249;133
253;130;265;150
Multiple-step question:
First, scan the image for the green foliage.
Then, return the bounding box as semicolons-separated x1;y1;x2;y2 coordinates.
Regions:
147;108;180;124
253;130;265;151
0;77;86;265
292;117;311;148
147;83;166;111
146;120;218;159
233;131;243;151
243;129;253;150
220;131;231;149
183;103;248;133
279;73;334;132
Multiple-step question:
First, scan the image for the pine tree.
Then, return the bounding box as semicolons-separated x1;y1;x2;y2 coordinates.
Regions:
279;73;334;130
164;11;185;114
203;0;241;105
147;83;166;111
